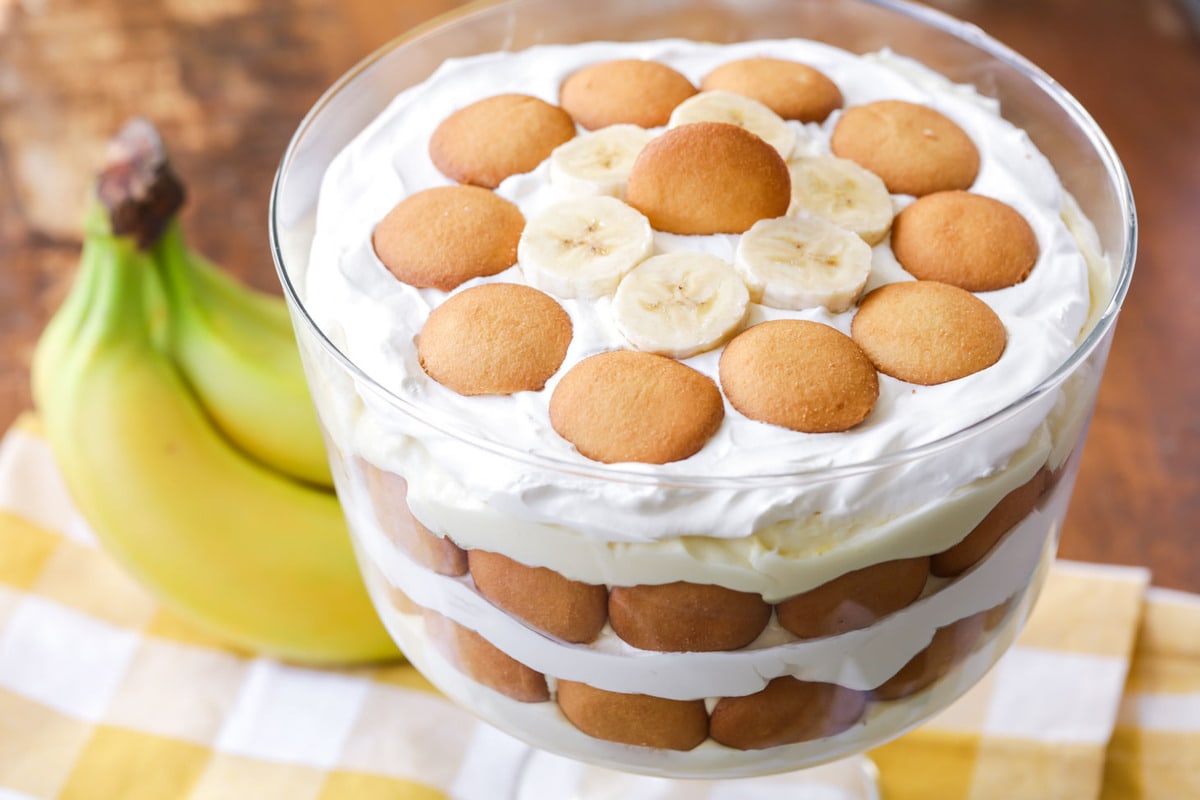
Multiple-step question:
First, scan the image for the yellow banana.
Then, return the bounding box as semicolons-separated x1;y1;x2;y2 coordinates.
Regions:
152;216;334;488
31;125;399;665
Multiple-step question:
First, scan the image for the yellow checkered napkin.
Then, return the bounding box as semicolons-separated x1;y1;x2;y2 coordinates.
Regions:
1101;588;1200;799
871;561;1149;800
0;417;486;800
0;416;1191;800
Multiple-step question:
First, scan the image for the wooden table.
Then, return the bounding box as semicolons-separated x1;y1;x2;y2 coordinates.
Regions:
1;0;1196;590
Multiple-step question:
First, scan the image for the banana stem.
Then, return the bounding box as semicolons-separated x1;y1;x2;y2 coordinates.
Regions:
31;117;182;409
79;229;159;350
97;118;185;250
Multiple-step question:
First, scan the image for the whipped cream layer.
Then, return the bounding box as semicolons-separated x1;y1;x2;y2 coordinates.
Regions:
304;38;1097;543
350;471;1063;697
357;521;1050;779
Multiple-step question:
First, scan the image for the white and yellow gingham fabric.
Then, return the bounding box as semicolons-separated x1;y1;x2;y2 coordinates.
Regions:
871;562;1150;800
1101;588;1200;800
0;415;1195;800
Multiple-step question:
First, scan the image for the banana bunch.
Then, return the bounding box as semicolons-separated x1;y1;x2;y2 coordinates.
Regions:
31;119;399;665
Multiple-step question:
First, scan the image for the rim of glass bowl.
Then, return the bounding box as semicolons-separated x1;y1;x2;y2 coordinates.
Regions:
269;0;1137;491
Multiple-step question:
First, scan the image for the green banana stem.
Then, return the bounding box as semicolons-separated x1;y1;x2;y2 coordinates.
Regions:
74;229;154;350
31;131;180;409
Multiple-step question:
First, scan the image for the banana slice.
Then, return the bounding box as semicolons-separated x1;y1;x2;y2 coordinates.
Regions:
668;90;795;160
518;195;654;299
549;124;656;198
612;251;750;358
735;216;872;313
788;156;895;245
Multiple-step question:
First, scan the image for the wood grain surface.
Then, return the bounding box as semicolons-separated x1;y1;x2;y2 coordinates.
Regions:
1;0;1196;590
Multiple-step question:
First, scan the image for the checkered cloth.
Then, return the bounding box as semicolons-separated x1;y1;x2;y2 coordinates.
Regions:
1102;587;1200;799
0;415;1194;800
872;562;1150;800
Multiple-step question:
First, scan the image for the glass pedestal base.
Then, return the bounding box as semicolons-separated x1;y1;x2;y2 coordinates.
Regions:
512;748;880;800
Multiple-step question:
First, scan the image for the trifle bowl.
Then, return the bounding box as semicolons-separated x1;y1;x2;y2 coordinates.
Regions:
269;0;1135;790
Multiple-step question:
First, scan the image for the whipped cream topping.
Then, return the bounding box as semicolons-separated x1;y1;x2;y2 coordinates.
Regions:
402;429;1049;598
303;39;1097;544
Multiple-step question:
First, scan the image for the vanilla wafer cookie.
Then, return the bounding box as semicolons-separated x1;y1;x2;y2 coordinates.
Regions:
719;320;879;433
556;680;709;751
626;121;791;235
892;190;1040;291
560;59;697;130
373;185;524;291
851;280;1007;385
831;99;979;196
429;93;576;188
549;350;724;464
417;283;571;395
702;57;843;122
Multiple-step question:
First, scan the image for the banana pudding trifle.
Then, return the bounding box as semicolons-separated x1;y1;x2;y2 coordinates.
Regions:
300;38;1113;777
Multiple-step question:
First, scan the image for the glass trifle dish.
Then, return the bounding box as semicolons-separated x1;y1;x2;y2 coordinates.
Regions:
269;0;1135;789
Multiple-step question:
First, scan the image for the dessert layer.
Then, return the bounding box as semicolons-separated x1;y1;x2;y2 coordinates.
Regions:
394;429;1051;598
358;551;1042;779
345;464;1070;699
304;38;1100;545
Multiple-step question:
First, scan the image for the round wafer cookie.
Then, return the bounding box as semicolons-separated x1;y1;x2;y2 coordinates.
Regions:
709;678;868;750
625;121;791;235
932;468;1049;577
719;320;879;433
608;581;772;652
467;550;608;644
850;280;1007;385
892;190;1040;291
429;93;576;188
423;609;550;703
983;597;1017;632
873;611;987;701
560;59;697;130
417;283;572;396
359;462;468;577
556;680;709;751
701;57;843;122
549;350;724;464
831;100;979;196
776;556;931;639
373;185;524;291
386;585;419;616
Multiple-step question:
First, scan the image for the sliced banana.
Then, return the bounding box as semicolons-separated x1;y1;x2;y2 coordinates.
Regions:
668;90;795;160
549;124;656;198
735;216;872;313
787;156;895;245
518;195;654;300
612;252;750;358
